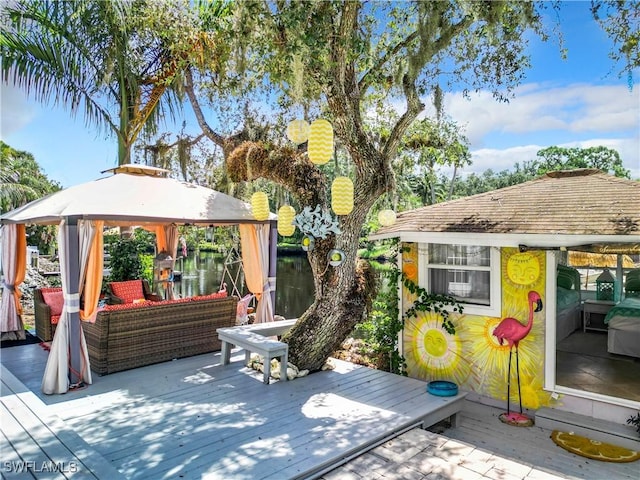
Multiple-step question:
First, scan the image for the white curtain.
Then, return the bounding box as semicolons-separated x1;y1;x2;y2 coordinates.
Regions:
0;224;26;340
42;220;94;394
239;224;274;323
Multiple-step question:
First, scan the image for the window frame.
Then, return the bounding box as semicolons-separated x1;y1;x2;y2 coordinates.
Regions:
418;243;502;317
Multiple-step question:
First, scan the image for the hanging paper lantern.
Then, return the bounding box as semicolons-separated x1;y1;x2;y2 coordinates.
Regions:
331;176;354;215
378;209;397;227
251;192;269;221
307;119;333;165
328;249;346;267
301;235;315;251
286;119;310;144
277;205;296;236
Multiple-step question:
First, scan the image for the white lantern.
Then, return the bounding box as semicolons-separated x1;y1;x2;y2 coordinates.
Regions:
286;119;310;144
378;209;397;226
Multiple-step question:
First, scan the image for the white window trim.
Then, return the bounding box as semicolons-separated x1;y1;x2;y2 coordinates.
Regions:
418;243;501;317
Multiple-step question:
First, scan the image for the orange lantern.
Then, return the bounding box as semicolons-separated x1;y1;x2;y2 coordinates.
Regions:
307;119;333;165
286;119;310;144
378;209;397;226
331;176;354;215
277;205;296;236
251;192;270;221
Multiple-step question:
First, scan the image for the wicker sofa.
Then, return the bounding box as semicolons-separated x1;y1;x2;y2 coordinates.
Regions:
82;294;238;375
33;280;162;342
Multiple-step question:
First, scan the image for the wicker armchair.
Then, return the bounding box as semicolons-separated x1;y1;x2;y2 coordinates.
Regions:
105;279;161;304
34;287;63;342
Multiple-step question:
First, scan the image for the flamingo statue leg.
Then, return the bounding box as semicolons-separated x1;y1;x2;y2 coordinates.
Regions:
516;346;523;414
499;344;533;426
506;347;513;415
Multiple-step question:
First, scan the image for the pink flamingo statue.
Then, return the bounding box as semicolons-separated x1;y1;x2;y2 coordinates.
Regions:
493;290;543;426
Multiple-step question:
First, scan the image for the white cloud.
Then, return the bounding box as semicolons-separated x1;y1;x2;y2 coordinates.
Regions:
445;83;639;146
430;82;638;179
0;84;35;137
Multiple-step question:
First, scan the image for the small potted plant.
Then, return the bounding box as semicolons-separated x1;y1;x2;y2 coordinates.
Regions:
628;412;640;436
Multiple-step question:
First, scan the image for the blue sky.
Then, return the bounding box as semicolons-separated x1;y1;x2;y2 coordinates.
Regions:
1;2;638;188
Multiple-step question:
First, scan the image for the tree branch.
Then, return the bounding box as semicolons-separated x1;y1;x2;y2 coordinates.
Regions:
184;68;228;150
358;30;420;92
226;141;326;207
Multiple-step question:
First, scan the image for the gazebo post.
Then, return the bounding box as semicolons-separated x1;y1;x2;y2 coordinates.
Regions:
268;220;278;310
65;217;83;386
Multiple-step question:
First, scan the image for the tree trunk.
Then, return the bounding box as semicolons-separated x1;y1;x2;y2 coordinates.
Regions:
282;184;379;372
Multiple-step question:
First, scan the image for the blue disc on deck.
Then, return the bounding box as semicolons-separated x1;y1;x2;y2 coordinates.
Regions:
427;380;458;397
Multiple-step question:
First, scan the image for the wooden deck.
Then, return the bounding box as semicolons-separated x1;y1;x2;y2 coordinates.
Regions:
1;343;465;479
2;342;639;480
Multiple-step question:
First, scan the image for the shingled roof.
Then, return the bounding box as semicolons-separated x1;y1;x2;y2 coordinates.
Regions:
373;169;640;238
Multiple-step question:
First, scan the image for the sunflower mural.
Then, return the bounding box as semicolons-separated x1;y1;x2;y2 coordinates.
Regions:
402;245;555;409
402;243;479;388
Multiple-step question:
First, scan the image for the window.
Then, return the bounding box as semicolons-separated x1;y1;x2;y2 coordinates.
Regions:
419;243;500;316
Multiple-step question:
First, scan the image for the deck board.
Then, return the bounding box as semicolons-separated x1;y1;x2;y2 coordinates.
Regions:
0;366;124;480
1;345;465;479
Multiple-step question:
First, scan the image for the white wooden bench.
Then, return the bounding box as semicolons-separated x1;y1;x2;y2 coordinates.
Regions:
217;319;297;384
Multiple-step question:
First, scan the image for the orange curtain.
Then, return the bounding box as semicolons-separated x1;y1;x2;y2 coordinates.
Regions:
80;221;104;322
155;226;167;252
239;224;263;302
14;224;27;315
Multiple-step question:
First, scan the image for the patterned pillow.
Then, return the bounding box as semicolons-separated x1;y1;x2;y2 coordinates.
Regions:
42;290;64;316
110;280;145;304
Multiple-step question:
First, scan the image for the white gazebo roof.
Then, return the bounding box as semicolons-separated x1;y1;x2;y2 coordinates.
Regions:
1;165;276;226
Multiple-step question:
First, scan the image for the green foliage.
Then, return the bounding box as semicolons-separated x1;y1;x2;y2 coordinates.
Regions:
139;254;154;285
1;142;61;252
535;146;630;178
447;145;632;199
355;240;406;375
107;238;148;282
402;276;463;335
401;246;464;335
591;0;640;82
0;0;219;164
0;141;60;213
401;116;471;205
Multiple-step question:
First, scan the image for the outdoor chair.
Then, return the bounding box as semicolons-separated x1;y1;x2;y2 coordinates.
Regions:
34;287;63;341
106;279;162;305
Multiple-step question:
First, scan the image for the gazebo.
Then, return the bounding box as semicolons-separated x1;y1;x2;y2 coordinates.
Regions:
0;164;277;394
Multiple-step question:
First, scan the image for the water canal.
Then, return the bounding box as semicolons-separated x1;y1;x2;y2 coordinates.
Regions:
172;251;315;319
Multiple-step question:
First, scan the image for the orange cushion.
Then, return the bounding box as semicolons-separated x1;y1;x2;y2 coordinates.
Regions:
110;280;144;304
42;290;64;316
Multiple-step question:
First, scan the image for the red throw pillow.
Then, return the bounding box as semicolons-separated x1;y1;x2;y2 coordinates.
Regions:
110;280;145;304
42;290;64;316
